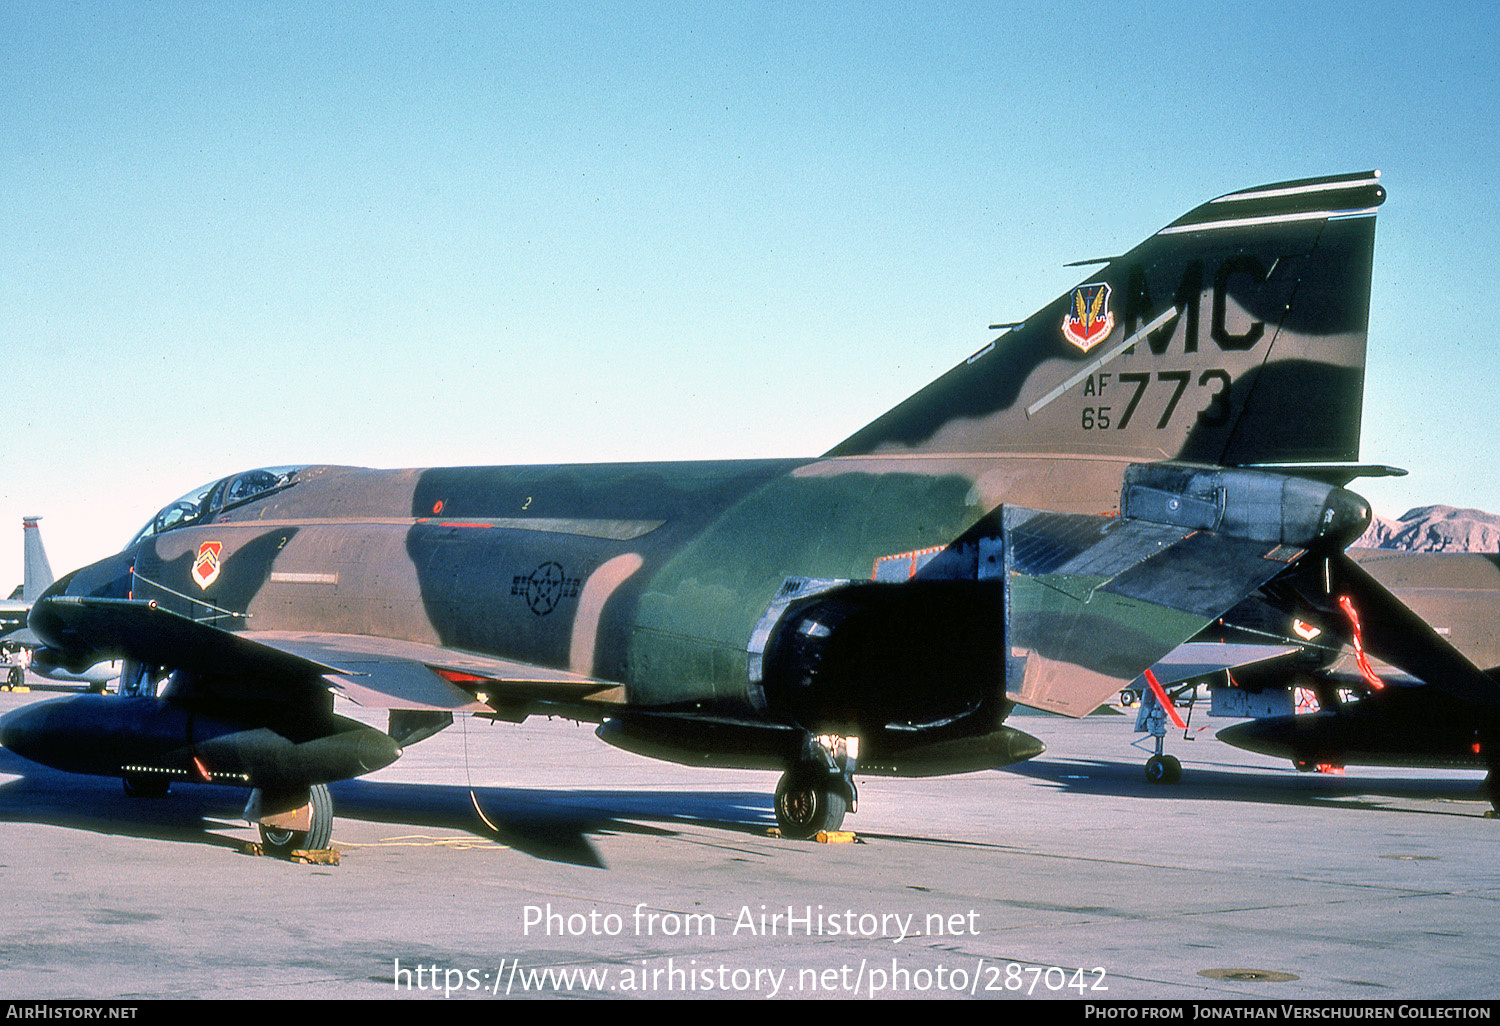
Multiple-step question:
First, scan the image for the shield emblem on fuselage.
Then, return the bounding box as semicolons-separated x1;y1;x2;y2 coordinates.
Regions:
192;542;223;590
1061;282;1114;352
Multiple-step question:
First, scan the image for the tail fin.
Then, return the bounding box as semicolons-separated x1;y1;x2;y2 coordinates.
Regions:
22;517;54;603
828;171;1385;467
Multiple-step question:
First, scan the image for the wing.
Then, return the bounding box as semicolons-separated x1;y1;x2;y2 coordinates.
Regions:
29;595;625;719
254;630;626;716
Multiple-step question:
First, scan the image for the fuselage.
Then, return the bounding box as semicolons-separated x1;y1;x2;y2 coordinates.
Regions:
44;454;1137;720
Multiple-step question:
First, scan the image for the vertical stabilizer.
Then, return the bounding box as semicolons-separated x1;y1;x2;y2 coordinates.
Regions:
828;171;1385;467
22;518;54;603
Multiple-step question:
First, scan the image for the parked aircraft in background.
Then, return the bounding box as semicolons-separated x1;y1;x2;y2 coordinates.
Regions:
3;518;54;688
1;517;54;643
1212;551;1500;805
2;172;1406;852
1117;541;1500;811
2;518;119;691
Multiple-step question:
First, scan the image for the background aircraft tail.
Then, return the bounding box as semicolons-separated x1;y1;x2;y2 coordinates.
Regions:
22;517;54;603
828;171;1385;468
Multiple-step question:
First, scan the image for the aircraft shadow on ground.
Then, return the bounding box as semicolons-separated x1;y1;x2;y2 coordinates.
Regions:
1009;755;1492;817
0;746;777;867
328;778;777;866
6;742;1487;868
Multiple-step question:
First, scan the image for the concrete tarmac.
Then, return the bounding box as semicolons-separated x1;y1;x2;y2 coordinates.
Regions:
1;680;1497;1001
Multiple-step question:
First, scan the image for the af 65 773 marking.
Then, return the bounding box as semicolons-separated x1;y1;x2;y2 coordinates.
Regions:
1080;369;1232;430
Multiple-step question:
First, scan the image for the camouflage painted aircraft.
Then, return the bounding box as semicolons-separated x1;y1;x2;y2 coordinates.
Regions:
0;171;1393;851
1211;550;1500;805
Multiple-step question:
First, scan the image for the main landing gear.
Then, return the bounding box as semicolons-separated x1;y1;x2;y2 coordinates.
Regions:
247;784;334;857
774;734;858;840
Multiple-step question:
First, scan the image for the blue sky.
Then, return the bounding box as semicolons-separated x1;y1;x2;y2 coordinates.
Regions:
3;1;1498;587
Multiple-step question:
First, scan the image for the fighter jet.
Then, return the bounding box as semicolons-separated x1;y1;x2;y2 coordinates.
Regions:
1;518;119;692
1213;549;1500;806
0;517;55;638
2;518;54;687
1;171;1390;852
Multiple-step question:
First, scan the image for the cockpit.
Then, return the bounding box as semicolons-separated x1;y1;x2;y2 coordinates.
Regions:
129;466;305;546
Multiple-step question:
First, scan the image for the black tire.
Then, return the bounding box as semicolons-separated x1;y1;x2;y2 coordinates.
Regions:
257;784;334;856
773;771;848;840
1162;754;1182;784
1144;754;1182;785
122;776;170;799
6;666;22;689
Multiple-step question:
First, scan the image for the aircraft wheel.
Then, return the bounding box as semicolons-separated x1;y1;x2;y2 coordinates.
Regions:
257;784;334;856
1144;754;1182;785
774;771;848;840
122;776;170;799
1119;689;1137;707
6;666;21;689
